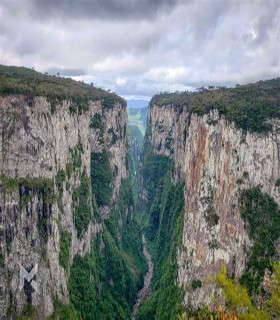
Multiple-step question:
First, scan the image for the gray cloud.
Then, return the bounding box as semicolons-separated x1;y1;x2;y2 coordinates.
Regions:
3;0;182;21
46;67;87;77
0;0;279;98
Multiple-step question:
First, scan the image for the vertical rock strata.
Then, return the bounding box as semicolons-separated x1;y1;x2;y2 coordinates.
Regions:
147;102;280;308
0;94;128;317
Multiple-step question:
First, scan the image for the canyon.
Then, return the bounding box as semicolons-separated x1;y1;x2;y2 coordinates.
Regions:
0;66;280;319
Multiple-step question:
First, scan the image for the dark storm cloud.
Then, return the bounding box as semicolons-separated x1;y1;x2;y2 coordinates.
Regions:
0;0;279;98
4;0;182;21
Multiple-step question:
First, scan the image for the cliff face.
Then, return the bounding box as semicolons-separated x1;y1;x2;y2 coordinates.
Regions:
146;100;280;308
0;93;128;317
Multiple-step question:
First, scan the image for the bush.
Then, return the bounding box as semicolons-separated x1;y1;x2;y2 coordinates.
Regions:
243;171;249;179
214;264;272;319
0;65;126;111
48;301;78;320
59;231;72;271
240;187;280;294
90;150;113;207
108;127;117;145
90;113;103;130
56;170;66;195
150;78;280;133
73;171;92;238
191;279;202;290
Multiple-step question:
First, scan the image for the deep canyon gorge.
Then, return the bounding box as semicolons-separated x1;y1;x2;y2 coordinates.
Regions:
0;66;280;319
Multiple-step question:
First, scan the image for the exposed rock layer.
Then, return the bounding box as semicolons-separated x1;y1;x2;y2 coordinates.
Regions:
0;94;128;317
147;103;280;308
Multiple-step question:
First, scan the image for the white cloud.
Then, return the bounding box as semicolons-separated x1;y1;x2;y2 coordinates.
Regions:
116;77;128;86
1;0;279;99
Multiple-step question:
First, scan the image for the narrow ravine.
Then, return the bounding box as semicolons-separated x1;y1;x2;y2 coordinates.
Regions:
132;234;154;320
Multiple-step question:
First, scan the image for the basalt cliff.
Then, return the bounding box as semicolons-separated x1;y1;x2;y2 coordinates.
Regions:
0;66;145;319
137;79;280;319
1;66;280;320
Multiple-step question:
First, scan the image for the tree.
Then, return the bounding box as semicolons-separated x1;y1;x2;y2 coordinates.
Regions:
265;261;280;318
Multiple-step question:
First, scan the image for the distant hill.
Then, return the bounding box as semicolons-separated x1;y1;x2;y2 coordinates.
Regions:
127;99;149;109
128;107;148;136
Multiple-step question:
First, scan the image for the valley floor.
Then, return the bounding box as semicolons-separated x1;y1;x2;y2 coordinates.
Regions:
132;235;154;320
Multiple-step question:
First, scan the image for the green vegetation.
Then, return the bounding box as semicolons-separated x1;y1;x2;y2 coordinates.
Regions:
127;107;148;136
48;301;78;320
191;280;202;290
73;171;92;238
66;163;74;179
164;131;174;152
0;175;18;191
90;113;103;130
91;150;113;207
69;142;83;171
265;261;280;318
243;171;249;179
15;305;40;320
0;175;55;204
0;254;5;268
59;231;72;271
0;65;126;110
127;125;144;181
179;262;280;319
240;187;280;294
150;78;280;132
108;127;117;144
275;178;280;187
56;170;66;195
212;263;280;319
136;139;184;320
205;205;219;227
68;179;146;320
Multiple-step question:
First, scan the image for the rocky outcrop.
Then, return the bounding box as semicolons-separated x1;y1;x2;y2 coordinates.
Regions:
0;94;128;317
147;102;280;308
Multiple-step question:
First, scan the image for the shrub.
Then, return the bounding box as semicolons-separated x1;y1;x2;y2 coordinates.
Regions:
150;78;280;133
240;187;280;294
214;264;271;319
48;301;78;320
0;65;126;111
56;170;66;195
59;231;72;271
73;172;91;238
191;279;202;290
66;163;73;179
90;113;103;130
108;127;117;145
90;150;113;207
243;171;249;179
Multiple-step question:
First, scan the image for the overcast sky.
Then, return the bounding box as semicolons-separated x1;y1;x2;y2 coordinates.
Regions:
1;0;279;100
